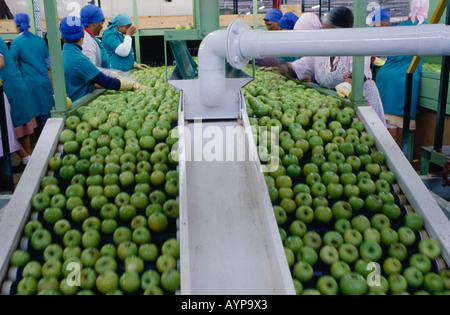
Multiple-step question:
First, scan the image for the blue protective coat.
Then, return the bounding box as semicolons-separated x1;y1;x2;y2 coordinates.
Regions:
62;42;100;102
0;38;35;128
10;33;55;117
376;20;424;119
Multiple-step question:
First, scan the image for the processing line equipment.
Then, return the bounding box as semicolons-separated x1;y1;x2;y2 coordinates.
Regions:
0;20;450;295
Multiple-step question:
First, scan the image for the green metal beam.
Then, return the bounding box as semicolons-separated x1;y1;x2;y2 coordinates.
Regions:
132;0;142;64
351;0;368;109
43;0;67;118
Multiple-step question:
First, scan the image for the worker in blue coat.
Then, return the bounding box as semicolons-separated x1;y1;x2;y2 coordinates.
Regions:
59;16;147;102
102;13;137;72
10;13;55;127
0;38;36;166
375;0;429;141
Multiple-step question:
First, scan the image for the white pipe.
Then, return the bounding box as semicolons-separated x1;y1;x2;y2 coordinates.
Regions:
238;24;450;59
198;30;227;108
198;23;450;107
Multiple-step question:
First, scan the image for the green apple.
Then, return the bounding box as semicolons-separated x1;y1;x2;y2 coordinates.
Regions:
23;261;42;279
383;257;403;275
330;261;351;280
81;248;100;268
17;277;38;295
388;274;408;294
284;236;303;254
351;215;371;234
388;242;408;261
139;243;159;262
31;229;52;251
365;194;384;213
364;228;381;244
397;226;416;247
323;231;344;249
334;219;352;235
317;275;339;295
94;256;117;275
348;196;365;212
289;220;307;238
43;244;63;261
359;241;383;262
410;253;432;274
63;229;82;248
132;227;151;245
82;230;101;248
71;206;89;223
332;201;352;220
117;241;138;261
32;193;51;212
338;243;359;264
371;214;391;231
424;272;444;294
96;270;119;294
375;179;391;193
314;206;333;223
10;250;31;267
403;267;424;289
319;245;339;265
358;178;376;196
404;213;424;231
293;261;314;282
295;205;314;223
340;273;368;295
418;238;442;260
303;232;322;251
141;269;161;291
381;228;399;246
161;269;181;292
41;259;62;278
343;229;363;247
382;203;401;220
297;246;318;266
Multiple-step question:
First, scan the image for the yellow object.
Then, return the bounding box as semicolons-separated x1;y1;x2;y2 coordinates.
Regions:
67;97;73;110
119;80;149;92
373;58;386;67
134;62;150;70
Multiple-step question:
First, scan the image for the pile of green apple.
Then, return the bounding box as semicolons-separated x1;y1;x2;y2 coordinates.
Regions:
244;69;450;295
423;63;441;73
6;67;181;295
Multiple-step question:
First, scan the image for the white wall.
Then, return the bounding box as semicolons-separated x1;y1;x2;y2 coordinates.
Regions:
5;0;193;19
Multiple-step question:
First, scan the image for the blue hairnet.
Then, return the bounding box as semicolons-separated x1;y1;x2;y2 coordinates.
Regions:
372;9;391;23
60;16;85;42
264;9;283;23
14;13;31;38
80;4;105;27
279;12;299;30
107;13;133;30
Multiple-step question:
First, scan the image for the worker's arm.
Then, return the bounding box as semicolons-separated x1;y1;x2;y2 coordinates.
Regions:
92;72;121;91
92;72;148;92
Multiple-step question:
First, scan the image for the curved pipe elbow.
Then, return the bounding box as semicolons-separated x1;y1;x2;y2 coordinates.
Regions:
198;30;227;107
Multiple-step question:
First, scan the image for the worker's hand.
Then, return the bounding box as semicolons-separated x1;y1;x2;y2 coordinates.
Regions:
276;62;297;80
119;80;149;92
336;82;352;99
373;57;386;67
132;82;149;92
134;62;150;70
255;57;280;68
126;26;138;37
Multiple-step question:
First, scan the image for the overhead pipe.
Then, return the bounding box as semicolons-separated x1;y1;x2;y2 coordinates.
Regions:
198;20;450;107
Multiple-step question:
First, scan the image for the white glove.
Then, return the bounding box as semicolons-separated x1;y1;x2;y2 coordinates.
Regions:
336;82;352;99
